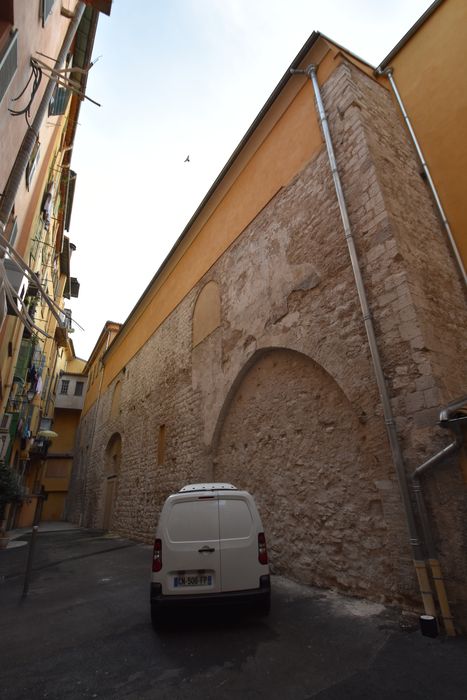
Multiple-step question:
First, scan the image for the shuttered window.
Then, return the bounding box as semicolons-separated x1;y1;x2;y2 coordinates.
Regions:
0;28;17;104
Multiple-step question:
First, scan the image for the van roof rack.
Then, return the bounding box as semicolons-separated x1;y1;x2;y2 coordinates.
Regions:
179;483;237;492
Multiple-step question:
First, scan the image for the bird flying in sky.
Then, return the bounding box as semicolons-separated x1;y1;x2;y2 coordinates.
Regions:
184;155;190;162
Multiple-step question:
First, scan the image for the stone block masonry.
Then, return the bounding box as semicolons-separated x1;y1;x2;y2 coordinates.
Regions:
67;59;467;629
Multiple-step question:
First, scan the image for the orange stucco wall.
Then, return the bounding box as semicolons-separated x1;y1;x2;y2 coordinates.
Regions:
388;0;467;268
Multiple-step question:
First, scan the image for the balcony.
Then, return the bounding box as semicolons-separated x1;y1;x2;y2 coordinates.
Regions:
55;309;72;347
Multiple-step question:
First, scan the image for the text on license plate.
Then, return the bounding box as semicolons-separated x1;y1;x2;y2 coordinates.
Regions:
174;574;212;587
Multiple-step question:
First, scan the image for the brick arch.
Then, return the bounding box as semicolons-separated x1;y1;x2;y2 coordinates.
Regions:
212;347;390;597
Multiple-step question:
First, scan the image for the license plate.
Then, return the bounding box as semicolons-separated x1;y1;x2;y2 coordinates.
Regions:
174;574;212;588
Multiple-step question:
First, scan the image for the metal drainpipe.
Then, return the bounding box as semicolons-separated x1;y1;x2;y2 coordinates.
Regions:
381;68;466;290
290;64;437;619
0;1;86;233
411;396;467;637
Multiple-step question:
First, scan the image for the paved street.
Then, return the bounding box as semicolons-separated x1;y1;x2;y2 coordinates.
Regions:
1;527;467;699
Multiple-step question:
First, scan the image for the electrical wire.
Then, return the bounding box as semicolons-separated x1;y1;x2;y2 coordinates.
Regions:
8;62;43;119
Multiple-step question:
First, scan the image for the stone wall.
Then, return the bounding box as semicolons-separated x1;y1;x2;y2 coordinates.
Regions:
67;60;467;628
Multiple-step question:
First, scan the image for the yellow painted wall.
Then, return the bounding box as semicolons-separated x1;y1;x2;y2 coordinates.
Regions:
41;491;66;521
82;323;120;413
388;0;467;267
42;459;71;493
51;410;81;453
67;357;86;373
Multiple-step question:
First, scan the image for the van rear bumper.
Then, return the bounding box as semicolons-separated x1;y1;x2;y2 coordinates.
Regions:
151;575;270;610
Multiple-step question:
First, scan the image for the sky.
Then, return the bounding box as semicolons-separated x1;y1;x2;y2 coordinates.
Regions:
68;0;434;360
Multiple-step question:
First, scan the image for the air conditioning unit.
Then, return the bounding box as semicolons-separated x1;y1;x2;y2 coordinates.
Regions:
0;433;11;460
0;413;12;432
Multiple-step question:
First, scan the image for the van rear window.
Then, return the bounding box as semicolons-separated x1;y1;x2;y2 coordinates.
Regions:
219;499;253;539
166;499;219;542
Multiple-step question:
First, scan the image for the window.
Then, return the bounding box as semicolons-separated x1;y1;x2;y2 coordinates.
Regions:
48;86;70;116
4;213;18;246
41;0;55;26
26;140;40;189
0;26;17;105
60;379;69;395
74;381;84;397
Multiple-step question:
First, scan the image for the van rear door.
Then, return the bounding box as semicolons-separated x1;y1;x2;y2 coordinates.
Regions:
218;493;261;592
162;494;221;595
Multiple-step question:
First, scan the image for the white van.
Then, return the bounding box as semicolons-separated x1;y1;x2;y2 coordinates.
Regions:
150;483;270;625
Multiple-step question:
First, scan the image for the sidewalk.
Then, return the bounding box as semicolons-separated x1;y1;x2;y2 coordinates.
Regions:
4;521;81;550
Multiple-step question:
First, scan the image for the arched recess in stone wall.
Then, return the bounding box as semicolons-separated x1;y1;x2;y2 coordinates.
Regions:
192;280;221;347
212;347;389;598
102;432;122;530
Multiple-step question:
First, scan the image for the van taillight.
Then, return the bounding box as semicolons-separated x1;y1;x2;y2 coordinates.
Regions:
152;538;162;572
258;532;268;565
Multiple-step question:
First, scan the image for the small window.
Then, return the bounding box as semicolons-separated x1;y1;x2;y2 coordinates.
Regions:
41;0;55;26
4;213;18;246
26;140;40;189
157;424;166;465
110;380;121;418
74;381;84;397
60;379;69;395
0;27;17;105
48;86;70;116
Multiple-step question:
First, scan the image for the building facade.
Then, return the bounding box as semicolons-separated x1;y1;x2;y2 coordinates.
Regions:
68;2;467;632
0;1;110;531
